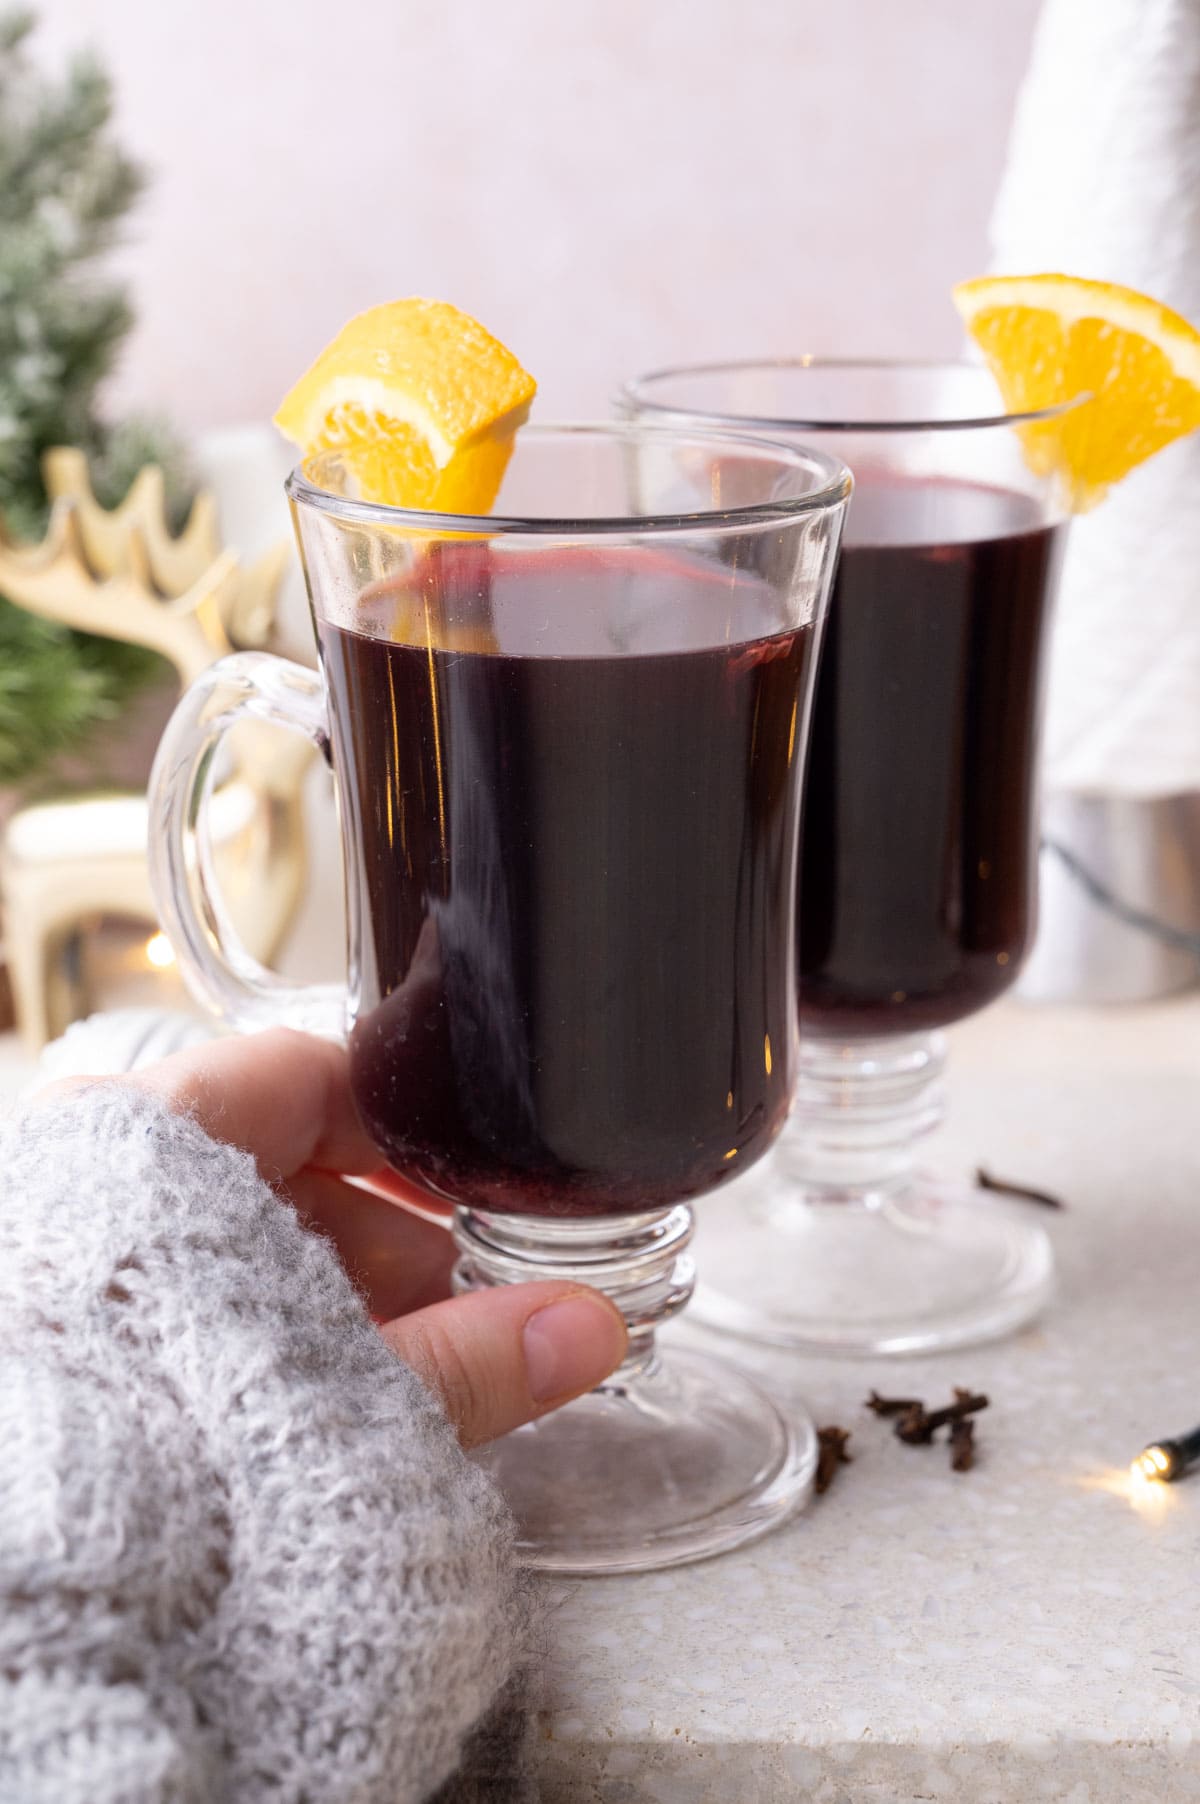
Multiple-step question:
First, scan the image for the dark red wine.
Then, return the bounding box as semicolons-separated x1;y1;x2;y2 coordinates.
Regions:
321;545;813;1216
798;475;1064;1037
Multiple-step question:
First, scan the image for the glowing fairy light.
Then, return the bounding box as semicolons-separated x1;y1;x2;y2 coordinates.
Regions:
1131;1425;1200;1486
144;932;176;970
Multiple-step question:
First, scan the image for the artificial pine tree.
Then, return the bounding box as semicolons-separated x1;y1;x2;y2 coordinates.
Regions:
0;8;192;787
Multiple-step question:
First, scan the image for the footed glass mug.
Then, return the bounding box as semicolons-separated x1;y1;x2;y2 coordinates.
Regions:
148;422;850;1574
623;363;1073;1357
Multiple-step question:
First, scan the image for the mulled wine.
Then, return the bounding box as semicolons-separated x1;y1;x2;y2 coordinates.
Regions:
798;475;1065;1035
320;545;814;1216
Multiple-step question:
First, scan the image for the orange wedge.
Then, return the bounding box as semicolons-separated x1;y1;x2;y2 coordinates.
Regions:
953;274;1200;512
273;298;536;512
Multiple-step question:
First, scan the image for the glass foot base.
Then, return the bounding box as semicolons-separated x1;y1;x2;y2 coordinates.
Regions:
691;1170;1055;1357
471;1345;817;1575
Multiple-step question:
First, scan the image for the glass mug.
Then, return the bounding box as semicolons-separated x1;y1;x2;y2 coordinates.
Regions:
148;422;850;1574
622;363;1073;1357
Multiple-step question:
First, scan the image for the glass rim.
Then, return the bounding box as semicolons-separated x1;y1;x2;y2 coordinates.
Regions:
621;357;1090;435
285;419;852;536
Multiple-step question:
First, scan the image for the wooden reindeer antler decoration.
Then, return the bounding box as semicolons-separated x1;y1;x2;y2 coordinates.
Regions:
0;453;307;1055
42;446;222;595
0;451;292;690
0;502;235;691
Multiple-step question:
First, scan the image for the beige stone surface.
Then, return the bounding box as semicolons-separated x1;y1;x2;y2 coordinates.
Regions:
536;997;1200;1801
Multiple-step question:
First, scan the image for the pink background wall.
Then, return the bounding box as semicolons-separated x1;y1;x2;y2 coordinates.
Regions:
39;0;1042;433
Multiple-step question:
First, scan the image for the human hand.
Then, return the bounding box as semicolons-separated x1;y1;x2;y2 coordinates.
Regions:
57;1027;627;1447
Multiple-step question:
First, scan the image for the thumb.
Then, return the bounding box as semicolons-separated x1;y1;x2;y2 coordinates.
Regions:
380;1281;628;1448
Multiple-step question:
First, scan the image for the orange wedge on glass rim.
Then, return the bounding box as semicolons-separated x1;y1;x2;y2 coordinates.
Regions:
273;297;536;513
953;273;1200;512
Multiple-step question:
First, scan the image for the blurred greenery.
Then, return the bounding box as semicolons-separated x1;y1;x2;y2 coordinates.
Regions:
0;8;193;786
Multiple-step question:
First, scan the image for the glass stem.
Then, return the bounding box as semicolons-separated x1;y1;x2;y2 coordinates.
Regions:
779;1031;947;1209
453;1204;695;1382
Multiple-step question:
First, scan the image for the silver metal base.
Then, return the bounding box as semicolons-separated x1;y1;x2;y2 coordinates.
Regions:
1020;792;1200;1004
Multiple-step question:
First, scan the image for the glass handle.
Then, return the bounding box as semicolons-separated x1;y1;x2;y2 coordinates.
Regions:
148;650;346;1038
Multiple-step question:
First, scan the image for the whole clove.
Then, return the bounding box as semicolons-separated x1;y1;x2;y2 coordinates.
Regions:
815;1425;853;1495
976;1166;1065;1211
861;1387;988;1474
889;1389;989;1445
894;1403;935;1445
865;1390;923;1418
949;1417;976;1472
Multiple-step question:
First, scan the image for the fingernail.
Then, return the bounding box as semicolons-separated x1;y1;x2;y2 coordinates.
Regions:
523;1293;627;1403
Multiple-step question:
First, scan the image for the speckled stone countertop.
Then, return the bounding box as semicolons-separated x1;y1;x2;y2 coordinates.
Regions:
535;997;1200;1802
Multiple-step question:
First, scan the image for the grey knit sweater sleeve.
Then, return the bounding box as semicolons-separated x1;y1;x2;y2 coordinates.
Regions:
0;1084;526;1804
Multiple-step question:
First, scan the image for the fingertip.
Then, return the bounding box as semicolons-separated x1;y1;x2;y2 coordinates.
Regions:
521;1288;628;1404
381;1280;628;1447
